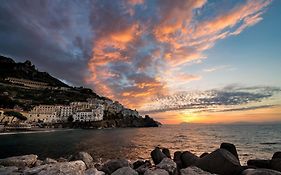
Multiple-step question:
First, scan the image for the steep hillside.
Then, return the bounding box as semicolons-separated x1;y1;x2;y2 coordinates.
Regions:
0;55;68;87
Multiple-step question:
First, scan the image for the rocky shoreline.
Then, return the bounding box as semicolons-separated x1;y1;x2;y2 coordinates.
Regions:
0;143;280;175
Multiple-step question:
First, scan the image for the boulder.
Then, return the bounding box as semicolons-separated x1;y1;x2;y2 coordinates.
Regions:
196;148;242;175
135;160;152;174
24;160;86;175
220;142;239;161
0;166;18;174
242;168;281;175
151;147;167;165
272;152;281;159
156;158;177;175
57;157;68;162
270;159;281;172
162;148;171;158
35;160;43;166
200;152;209;158
180;151;199;168
247;159;270;168
72;152;93;168
144;168;169;175
101;159;131;174
85;167;105;175
112;167;138;175
0;154;38;168
43;158;57;164
180;166;216;175
133;160;146;169
173;151;182;169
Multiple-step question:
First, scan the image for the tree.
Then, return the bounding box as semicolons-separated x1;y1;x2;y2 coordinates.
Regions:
3;111;27;121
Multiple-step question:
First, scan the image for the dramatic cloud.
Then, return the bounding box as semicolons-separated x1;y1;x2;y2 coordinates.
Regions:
140;86;281;113
0;0;93;85
0;0;273;109
85;0;272;108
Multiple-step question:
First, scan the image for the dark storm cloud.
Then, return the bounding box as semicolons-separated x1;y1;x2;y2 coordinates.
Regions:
0;0;93;86
140;86;281;113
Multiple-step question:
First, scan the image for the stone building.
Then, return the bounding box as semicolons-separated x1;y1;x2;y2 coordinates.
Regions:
28;105;60;123
73;104;104;122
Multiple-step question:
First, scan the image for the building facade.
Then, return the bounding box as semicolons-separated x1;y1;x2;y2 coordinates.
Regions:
73;104;104;122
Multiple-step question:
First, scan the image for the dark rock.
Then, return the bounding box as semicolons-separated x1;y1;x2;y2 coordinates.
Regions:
156;158;177;175
196;148;242;175
180;151;199;168
220;142;239;161
101;159;131;174
112;167;138;175
270;159;281;172
272;152;281;159
71;152;94;168
200;152;209;158
242;168;281;175
162;148;171;158
133;160;146;169
135;160;152;174
0;154;38;168
180;166;215;175
144;168;169;175
43;158;57;164
85;167;105;175
173;151;183;169
151;147;167;165
247;159;270;168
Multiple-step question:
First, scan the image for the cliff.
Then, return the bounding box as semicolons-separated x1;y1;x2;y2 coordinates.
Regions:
0;55;160;127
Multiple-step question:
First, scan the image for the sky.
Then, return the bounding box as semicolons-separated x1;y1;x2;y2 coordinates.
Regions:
0;0;281;124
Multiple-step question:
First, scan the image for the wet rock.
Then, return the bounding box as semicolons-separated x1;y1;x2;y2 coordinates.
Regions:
173;151;182;169
112;167;138;175
144;168;169;175
220;142;239;161
247;159;270;168
196;148;242;175
101;159;131;174
272;152;281;159
72;152;93;168
270;159;281;172
0;166;18;174
180;166;215;175
156;158;177;175
180;151;199;168
133;160;146;169
24;160;86;175
162;148;171;158
242;168;281;175
0;154;38;168
43;158;57;164
200;152;209;158
85;167;105;175
151;147;167;165
135;160;152;174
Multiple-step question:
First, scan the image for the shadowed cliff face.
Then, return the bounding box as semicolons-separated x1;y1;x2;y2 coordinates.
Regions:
0;55;68;87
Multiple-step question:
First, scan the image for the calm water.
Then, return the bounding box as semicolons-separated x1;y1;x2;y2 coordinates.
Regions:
0;124;281;165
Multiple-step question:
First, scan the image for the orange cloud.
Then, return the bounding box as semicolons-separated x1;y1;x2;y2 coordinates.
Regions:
85;0;272;112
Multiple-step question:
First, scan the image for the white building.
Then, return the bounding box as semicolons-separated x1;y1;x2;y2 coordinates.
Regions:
28;105;60;123
59;106;73;121
73;104;104;122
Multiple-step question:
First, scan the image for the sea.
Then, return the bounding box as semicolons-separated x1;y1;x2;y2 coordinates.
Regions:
0;124;281;165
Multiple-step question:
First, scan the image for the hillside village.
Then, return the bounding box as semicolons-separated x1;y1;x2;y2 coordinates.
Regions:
0;56;160;130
